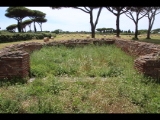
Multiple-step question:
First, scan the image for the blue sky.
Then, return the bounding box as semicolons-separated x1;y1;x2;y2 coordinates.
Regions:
0;7;160;32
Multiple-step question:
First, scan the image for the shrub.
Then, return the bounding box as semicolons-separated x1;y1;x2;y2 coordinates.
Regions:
132;37;139;40
0;32;54;43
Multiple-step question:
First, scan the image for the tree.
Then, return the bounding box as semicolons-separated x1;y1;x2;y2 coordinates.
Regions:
51;29;61;34
138;29;148;34
152;28;160;33
106;7;129;37
22;19;33;32
73;7;102;38
96;28;103;33
125;7;150;40
6;24;17;32
50;7;102;38
101;28;107;33
28;10;46;32
145;7;160;39
106;28;114;33
5;7;31;32
34;18;47;32
128;29;131;33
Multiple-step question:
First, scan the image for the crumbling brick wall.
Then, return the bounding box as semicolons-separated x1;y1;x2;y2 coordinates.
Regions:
2;42;43;54
0;42;43;80
0;51;29;79
134;53;160;78
114;38;159;57
114;38;160;79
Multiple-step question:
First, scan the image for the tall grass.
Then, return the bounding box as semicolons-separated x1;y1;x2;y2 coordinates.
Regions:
30;45;130;78
0;44;160;113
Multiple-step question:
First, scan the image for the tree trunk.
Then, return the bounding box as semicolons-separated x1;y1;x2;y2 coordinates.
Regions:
34;21;37;32
146;27;151;39
20;19;24;32
17;21;21;32
147;16;155;39
89;7;102;38
134;22;138;40
90;11;95;38
116;14;120;37
91;26;95;38
135;13;139;40
37;22;42;32
146;19;151;39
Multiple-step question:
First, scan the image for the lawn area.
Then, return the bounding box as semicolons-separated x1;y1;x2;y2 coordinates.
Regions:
127;34;160;44
0;44;160;113
138;38;160;44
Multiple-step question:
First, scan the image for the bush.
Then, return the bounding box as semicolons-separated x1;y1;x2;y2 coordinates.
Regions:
0;32;53;43
132;37;139;40
120;33;135;35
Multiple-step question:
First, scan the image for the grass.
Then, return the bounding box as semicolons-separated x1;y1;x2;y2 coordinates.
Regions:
1;33;160;113
30;45;128;78
0;44;160;113
138;39;160;44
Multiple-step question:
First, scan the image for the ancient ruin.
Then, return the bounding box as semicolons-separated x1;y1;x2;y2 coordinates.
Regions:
0;38;160;80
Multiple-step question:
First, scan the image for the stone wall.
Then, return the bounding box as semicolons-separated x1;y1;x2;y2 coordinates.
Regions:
1;38;160;80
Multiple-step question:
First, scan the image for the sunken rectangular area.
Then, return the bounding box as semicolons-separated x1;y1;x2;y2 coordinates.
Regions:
1;38;160;80
30;44;133;78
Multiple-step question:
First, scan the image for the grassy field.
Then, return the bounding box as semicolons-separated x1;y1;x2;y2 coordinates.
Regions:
0;44;160;113
0;33;160;50
0;33;160;113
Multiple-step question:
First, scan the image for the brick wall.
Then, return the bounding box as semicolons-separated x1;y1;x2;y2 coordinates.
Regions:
114;38;160;79
0;42;43;80
114;38;159;57
0;51;29;79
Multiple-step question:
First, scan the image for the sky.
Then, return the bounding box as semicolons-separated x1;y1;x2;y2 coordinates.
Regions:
0;7;160;32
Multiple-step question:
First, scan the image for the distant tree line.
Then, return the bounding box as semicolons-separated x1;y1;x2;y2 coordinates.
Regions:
96;28;134;34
